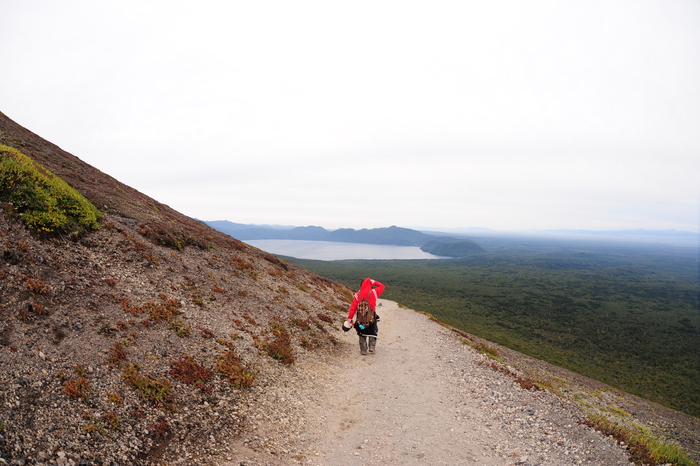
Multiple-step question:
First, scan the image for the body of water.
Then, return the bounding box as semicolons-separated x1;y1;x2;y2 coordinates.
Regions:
245;240;448;261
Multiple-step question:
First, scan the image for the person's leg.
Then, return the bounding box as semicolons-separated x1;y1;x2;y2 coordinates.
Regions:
359;335;368;355
368;336;376;353
367;322;378;354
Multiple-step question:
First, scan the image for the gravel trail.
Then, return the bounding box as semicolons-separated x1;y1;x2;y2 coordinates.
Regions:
225;299;633;465
302;300;632;466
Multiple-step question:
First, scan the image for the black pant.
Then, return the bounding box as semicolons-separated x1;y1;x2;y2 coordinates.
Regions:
354;320;378;337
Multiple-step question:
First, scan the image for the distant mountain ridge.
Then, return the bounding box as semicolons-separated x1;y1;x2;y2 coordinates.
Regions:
203;221;485;257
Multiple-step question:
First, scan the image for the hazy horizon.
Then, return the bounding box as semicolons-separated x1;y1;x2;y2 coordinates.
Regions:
2;1;698;233
208;218;699;235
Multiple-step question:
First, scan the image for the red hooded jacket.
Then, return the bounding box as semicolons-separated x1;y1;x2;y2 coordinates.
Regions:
347;278;385;320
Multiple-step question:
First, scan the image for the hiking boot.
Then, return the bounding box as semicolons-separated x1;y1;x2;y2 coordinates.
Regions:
359;336;368;355
368;337;376;354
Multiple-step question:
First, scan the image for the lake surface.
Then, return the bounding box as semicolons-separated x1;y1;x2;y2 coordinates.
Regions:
245;240;448;261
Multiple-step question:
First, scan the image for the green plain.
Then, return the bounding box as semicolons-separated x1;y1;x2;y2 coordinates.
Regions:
286;236;700;418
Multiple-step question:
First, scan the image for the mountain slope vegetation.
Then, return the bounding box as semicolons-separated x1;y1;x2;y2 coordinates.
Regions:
0;144;101;235
0;111;351;464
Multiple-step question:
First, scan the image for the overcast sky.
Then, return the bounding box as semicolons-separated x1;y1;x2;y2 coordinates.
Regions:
2;1;699;232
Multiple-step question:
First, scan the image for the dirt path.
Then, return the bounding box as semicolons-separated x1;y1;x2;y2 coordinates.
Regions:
305;299;493;464
223;299;633;465
300;300;632;466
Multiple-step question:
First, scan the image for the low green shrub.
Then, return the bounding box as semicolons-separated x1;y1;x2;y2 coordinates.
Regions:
104;412;122;431
584;414;697;466
168;318;191;337
0;144;101;234
82;423;106;436
123;364;172;407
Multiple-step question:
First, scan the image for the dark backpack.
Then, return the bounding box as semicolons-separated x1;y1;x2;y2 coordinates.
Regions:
356;294;375;328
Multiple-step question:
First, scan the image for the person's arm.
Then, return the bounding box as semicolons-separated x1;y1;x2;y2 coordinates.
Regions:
371;280;385;298
347;293;359;320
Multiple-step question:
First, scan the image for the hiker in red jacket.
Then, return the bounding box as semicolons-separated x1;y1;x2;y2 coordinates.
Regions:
344;278;385;355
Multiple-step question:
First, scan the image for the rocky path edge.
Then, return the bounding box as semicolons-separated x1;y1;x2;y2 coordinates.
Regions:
221;299;639;466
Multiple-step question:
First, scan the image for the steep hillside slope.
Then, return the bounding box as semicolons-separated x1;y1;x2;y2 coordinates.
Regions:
0;112;352;464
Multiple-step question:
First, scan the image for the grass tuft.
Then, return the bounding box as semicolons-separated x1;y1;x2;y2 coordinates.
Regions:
583;414;697;466
123;364;172;407
104;412;122;430
168;318;191;337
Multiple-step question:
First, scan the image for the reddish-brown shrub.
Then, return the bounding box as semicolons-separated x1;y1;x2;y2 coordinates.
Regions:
106;392;123;405
216;351;256;389
104;412;121;430
108;341;127;366
144;299;179;322
64;377;90;399
25;276;49;294
315;312;333;323
148;416;171;437
263;323;295;365
196;325;215;339
291;318;311;330
231;256;254;271
170;355;213;394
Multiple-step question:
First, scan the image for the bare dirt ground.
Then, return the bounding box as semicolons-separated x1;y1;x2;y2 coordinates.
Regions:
225;300;637;465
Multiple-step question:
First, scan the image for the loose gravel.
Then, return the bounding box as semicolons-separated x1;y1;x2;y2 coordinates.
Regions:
220;300;634;466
